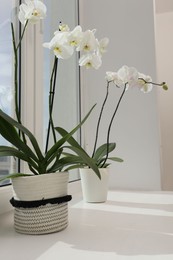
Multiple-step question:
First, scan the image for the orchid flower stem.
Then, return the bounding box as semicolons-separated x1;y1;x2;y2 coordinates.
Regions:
101;83;127;167
11;23;19;122
45;57;59;153
11;22;27;143
138;78;165;87
92;81;110;158
16;20;29;51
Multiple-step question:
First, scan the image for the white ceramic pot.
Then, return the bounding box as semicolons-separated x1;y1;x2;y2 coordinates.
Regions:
12;172;69;201
80;168;109;203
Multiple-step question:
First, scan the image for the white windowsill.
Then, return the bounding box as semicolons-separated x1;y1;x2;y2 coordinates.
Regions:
1;183;173;260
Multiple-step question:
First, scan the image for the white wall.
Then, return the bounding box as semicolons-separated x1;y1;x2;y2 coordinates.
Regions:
155;10;173;190
79;0;161;190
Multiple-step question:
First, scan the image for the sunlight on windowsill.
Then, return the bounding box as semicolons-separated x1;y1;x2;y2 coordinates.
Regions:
73;190;173;217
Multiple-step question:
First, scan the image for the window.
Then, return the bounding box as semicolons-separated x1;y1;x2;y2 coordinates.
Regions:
0;0;80;189
0;1;16;187
0;0;19;214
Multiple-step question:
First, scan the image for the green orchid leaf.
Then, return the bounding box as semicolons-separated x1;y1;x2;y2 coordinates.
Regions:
98;156;123;165
46;149;64;172
107;157;124;162
56;127;82;149
56;127;92;160
93;143;116;161
56;126;93;160
0;114;39;162
48;155;85;172
64;164;85;171
0;146;39;171
46;148;63;167
46;104;96;161
56;128;101;176
56;128;111;176
0;146;32;162
62;152;77;157
0;109;44;161
58;155;85;165
64;146;101;179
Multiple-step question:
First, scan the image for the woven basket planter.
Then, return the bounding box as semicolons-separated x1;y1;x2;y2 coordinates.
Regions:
10;196;71;235
10;172;72;235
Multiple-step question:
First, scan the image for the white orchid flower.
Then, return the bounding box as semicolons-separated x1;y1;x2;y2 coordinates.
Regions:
18;0;47;25
138;73;153;93
44;24;108;67
67;25;83;47
106;66;154;93
117;65;139;89
43;32;74;59
76;29;98;52
97;37;109;56
79;53;102;69
106;66;139;89
105;71;117;82
52;43;74;59
105;71;123;86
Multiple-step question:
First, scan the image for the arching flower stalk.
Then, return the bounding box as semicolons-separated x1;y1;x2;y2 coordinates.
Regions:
45;57;59;153
100;83;127;167
92;81;110;158
11;21;28;129
91;65;168;168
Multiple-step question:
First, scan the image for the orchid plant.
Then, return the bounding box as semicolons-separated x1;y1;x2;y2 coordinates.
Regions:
57;65;167;170
0;0;109;181
43;18;108;152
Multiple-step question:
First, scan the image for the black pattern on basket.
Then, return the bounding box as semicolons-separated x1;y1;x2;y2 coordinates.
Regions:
10;195;72;208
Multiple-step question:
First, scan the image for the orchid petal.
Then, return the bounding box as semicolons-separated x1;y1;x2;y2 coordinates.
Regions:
18;0;47;25
79;53;102;69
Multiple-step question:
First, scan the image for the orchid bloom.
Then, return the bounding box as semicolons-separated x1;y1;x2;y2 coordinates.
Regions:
105;65;167;93
106;66;139;89
105;71;123;86
43;32;74;59
18;0;47;25
79;53;102;69
138;73;153;93
43;24;108;68
67;25;83;47
97;37;109;56
117;65;139;89
76;29;98;52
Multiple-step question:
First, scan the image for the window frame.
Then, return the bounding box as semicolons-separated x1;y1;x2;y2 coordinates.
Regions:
0;0;81;214
0;11;44;215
